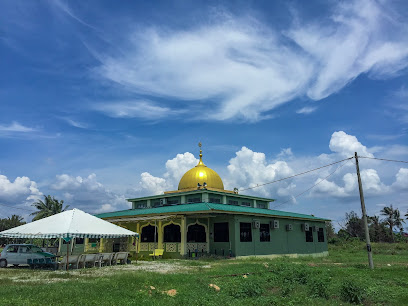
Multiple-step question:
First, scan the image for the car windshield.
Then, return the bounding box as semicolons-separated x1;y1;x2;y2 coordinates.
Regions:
30;246;43;253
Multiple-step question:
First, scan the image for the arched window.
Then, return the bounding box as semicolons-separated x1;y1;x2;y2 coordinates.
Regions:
141;225;158;242
187;224;206;242
164;224;181;242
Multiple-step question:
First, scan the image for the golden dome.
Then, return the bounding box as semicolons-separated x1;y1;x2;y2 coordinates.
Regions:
178;144;224;191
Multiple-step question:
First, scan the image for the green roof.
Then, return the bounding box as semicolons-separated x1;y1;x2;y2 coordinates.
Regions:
96;203;328;221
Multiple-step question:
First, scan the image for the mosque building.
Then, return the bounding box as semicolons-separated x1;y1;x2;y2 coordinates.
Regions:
73;144;328;258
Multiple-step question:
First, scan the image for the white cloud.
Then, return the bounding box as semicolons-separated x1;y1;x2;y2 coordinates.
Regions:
50;173;129;213
392;168;408;192
296;106;317;114
94;100;185;120
138;152;199;195
0;174;42;204
226;146;294;197
329;131;373;158
92;0;408;121
139;172;169;195
61;117;88;129
0;121;36;133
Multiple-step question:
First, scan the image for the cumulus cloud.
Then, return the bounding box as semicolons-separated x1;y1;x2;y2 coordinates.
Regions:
138;152;199;195
392;168;408;191
225;146;294;197
92;0;408;121
329;131;373;158
50;173;129;213
0;174;42;203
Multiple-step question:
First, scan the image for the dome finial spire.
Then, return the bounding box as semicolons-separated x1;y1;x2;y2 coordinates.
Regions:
198;141;205;166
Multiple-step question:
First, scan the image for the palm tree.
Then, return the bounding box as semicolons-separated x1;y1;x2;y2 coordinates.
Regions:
31;195;69;221
380;205;405;242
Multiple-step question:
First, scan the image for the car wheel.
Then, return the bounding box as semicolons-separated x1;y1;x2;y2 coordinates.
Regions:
0;259;7;268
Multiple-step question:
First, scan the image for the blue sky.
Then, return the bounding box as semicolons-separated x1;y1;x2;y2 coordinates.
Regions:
1;0;407;228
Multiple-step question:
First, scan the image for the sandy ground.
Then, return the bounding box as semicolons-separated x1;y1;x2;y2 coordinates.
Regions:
1;261;213;284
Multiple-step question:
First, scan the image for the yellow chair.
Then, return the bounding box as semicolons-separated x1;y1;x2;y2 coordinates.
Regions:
149;249;164;258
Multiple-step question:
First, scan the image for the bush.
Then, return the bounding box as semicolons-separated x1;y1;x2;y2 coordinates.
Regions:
308;277;329;299
227;278;264;298
340;280;366;304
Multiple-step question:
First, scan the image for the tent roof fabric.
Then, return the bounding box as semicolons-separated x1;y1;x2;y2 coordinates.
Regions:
96;203;329;221
0;209;138;239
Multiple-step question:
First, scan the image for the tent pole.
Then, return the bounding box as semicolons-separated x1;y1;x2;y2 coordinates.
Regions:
135;236;138;264
66;239;69;271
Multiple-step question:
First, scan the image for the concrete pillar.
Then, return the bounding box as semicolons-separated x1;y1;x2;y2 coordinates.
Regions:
99;238;104;253
147;199;151;208
136;223;140;253
158;220;163;249
84;238;89;252
181;195;186;204
180;216;186;255
253;200;257;208
222;195;227;204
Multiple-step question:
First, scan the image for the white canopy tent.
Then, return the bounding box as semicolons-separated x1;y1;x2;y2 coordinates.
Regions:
0;208;138;239
0;209;138;270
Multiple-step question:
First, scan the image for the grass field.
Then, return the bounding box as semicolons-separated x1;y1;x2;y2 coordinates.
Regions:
0;241;407;305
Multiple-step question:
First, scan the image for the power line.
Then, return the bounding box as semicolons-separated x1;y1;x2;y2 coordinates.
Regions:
272;158;353;209
357;156;408;164
239;157;354;192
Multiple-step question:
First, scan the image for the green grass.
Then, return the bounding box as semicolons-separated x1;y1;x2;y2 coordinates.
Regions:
0;242;407;305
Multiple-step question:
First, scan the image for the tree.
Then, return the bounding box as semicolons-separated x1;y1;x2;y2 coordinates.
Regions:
343;211;365;240
0;215;25;245
325;221;336;240
30;195;69;221
380;205;405;243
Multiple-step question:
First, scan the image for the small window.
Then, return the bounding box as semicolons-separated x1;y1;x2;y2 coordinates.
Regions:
240;222;252;242
153;201;161;207
257;203;266;209
88;238;98;244
7;246;19;253
260;224;270;242
187;197;201;203
18;246;31;253
241;201;251;206
167;199;179;205
318;227;325;242
228;200;238;205
214;222;229;242
75;238;84;244
137;203;147;208
306;228;313;242
209;197;221;203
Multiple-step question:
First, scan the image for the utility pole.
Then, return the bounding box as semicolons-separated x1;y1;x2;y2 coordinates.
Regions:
354;152;374;269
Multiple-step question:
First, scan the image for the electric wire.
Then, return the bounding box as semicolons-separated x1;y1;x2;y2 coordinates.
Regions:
272;158;353;209
357;156;408;164
239;156;354;192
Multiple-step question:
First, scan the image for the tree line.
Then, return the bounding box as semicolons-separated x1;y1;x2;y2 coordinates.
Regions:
327;205;408;243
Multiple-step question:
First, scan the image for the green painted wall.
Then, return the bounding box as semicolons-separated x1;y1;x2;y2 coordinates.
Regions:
230;215;327;256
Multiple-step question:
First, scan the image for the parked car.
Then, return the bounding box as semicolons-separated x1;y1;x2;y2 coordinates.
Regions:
0;244;55;268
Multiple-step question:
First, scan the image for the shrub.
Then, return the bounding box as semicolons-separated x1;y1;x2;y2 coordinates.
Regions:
227;278;264;298
340;280;366;304
308;277;329;299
